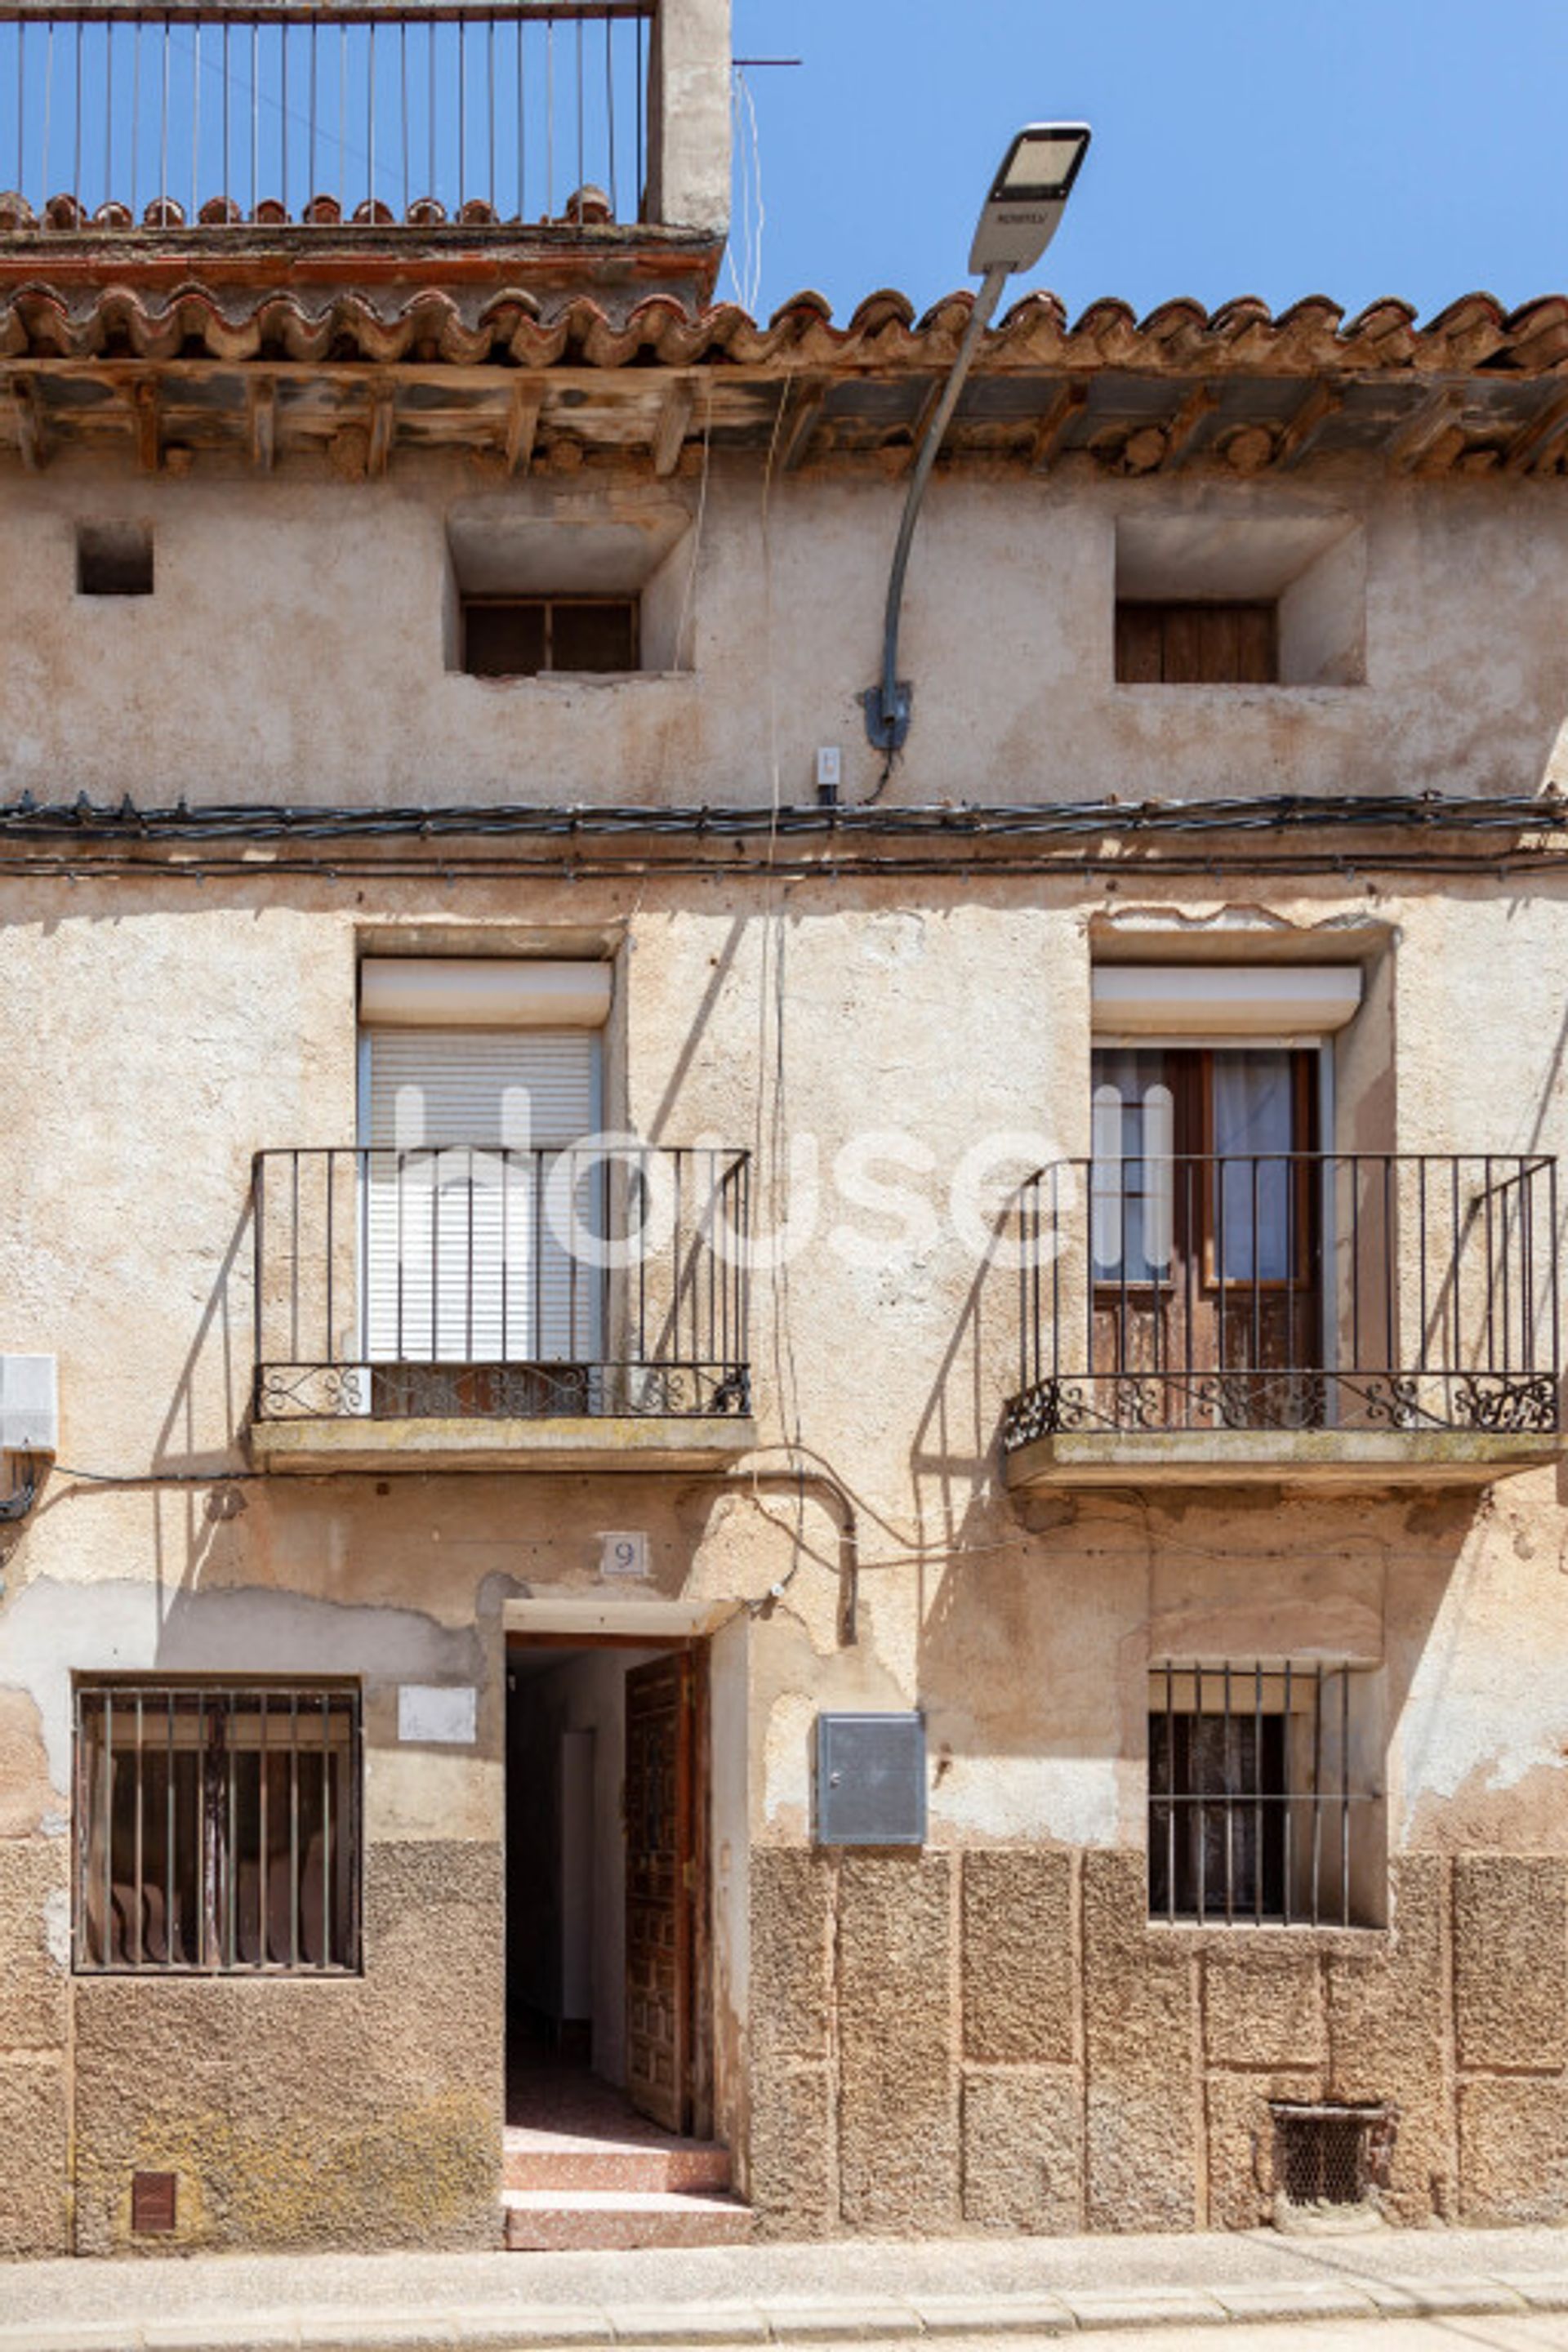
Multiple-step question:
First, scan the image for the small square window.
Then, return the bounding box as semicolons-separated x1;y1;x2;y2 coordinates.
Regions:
77;522;154;598
74;1680;362;1974
1147;1660;1380;1927
462;595;637;678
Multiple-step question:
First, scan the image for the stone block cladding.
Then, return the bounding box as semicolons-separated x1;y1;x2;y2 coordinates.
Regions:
746;1846;1568;2234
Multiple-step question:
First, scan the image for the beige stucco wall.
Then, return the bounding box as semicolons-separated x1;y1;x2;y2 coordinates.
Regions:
4;455;1568;809
4;447;1568;2248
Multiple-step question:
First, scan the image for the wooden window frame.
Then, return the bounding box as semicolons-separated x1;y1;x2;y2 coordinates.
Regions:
461;592;640;679
73;1678;363;1978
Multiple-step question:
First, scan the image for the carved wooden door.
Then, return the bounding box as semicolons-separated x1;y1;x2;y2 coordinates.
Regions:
625;1652;693;2133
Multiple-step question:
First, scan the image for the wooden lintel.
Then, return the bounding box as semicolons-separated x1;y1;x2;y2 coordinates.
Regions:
781;377;827;472
1389;385;1465;473
1162;385;1219;467
503;377;543;474
1029;380;1089;472
11;374;43;470
652;376;697;477
131;377;159;473
1503;389;1568;474
367;385;394;479
1276;381;1342;470
248;376;276;474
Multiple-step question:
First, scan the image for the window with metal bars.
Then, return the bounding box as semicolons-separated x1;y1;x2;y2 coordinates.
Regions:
74;1682;361;1975
1147;1662;1381;1927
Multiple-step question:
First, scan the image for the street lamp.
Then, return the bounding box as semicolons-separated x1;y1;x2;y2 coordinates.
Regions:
860;122;1092;763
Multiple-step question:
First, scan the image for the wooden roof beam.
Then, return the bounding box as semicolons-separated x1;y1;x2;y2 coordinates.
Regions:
11;373;43;470
1389;385;1465;473
367;383;394;479
1029;379;1088;473
1161;385;1219;469
248;375;275;473
1503;388;1568;474
780;376;827;472
892;378;947;476
1276;381;1342;470
652;376;697;477
131;376;159;473
503;376;542;474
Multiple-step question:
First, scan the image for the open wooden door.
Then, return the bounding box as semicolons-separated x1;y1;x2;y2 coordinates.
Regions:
625;1651;697;2133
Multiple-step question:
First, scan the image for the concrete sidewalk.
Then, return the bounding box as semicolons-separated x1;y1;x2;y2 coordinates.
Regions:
4;2229;1568;2352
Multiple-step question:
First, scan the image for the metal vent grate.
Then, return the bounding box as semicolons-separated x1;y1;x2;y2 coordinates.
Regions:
1272;2102;1393;2212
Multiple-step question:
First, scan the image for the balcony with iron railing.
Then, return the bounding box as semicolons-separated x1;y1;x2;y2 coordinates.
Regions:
249;1139;755;1472
0;0;728;294
1002;1152;1562;1487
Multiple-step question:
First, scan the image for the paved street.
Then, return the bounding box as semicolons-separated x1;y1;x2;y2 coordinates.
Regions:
6;2229;1568;2352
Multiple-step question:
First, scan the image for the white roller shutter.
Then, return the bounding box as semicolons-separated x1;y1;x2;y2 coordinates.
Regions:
362;1027;601;1362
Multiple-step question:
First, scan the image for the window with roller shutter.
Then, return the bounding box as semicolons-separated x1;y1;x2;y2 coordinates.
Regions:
359;964;605;1368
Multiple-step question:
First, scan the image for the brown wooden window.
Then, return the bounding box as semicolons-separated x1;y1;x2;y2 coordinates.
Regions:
74;1682;361;1975
462;595;639;678
1116;600;1277;684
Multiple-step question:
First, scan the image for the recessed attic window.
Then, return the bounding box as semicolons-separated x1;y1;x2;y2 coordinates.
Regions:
77;522;154;598
1115;512;1364;686
445;497;695;677
463;595;639;679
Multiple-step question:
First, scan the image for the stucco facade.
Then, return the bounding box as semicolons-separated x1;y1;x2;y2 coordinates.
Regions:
3;1;1568;2258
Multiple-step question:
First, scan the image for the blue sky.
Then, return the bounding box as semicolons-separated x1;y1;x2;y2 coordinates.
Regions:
727;0;1568;325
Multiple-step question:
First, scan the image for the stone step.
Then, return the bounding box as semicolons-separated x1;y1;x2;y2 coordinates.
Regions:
502;2186;755;2252
502;2137;733;2194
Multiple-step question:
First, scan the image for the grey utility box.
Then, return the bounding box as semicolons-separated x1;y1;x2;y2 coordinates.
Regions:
0;1355;58;1454
815;1712;927;1847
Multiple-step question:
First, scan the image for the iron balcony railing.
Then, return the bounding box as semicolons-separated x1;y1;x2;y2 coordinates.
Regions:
252;1142;751;1423
0;0;653;235
1004;1152;1561;1447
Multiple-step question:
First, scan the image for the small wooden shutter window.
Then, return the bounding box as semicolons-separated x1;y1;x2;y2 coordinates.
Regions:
1116;601;1278;684
363;1027;601;1362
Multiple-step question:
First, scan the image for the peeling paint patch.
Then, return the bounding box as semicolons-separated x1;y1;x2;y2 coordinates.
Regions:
42;1888;69;1971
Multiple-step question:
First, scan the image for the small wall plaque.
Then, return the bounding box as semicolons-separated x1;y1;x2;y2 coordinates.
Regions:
815;1712;927;1847
600;1530;649;1579
397;1685;478;1745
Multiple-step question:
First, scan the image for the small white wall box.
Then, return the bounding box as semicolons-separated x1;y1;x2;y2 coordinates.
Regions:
0;1356;57;1454
815;1712;927;1847
397;1685;479;1746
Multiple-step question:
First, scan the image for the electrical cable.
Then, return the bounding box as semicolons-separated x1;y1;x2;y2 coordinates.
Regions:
2;790;1562;844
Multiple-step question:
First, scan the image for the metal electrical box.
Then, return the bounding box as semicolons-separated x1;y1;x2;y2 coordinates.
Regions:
0;1356;57;1454
815;1712;927;1847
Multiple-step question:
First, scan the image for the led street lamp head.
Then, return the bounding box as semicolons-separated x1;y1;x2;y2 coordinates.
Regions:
969;122;1091;278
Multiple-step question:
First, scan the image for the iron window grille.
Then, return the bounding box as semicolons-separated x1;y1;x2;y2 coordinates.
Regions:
74;1681;362;1975
1148;1661;1380;1927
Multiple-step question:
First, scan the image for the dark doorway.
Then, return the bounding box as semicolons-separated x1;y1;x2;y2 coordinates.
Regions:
504;1637;710;2137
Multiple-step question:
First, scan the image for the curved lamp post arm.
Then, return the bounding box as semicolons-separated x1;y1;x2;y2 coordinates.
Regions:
859;264;1009;760
857;121;1090;777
